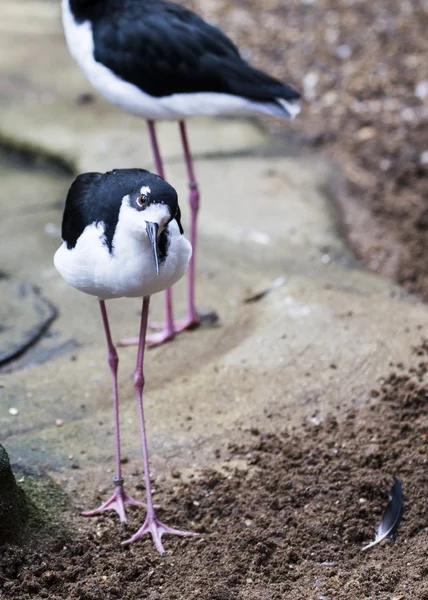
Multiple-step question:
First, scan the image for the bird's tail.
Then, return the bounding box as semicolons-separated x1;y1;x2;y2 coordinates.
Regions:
222;60;301;119
275;97;301;119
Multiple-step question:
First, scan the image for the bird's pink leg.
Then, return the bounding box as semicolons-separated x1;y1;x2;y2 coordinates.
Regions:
83;300;144;524
122;296;198;553
173;120;201;332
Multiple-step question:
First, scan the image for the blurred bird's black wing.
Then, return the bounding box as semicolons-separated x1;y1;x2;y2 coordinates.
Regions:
90;0;300;103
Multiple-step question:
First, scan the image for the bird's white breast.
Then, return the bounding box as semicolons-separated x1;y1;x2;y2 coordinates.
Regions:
54;207;192;300
61;0;298;121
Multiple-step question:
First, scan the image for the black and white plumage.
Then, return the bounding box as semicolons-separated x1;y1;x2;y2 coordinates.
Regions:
63;0;300;120
54;169;196;553
62;0;301;345
54;168;191;300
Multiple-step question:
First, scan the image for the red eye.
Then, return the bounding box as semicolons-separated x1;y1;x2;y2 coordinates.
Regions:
137;195;147;207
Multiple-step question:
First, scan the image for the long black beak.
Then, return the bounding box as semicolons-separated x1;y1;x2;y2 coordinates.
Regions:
145;221;160;275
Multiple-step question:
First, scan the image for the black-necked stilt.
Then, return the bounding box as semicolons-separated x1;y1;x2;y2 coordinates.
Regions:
54;168;197;552
62;0;301;345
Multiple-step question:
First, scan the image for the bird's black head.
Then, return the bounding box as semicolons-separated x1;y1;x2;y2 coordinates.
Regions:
61;168;183;268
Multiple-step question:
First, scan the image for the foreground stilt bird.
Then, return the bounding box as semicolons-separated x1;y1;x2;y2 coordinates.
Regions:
54;168;197;552
62;0;301;345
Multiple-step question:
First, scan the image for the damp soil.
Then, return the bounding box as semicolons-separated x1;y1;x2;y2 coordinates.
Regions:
1;344;427;600
186;0;428;301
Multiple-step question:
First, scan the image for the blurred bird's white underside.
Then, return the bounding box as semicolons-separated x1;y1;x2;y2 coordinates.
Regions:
62;0;300;121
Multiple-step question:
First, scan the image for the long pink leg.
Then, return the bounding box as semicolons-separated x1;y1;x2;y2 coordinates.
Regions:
118;120;175;347
83;300;144;523
174;120;200;331
122;296;198;553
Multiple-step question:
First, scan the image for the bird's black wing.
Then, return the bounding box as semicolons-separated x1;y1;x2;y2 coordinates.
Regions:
91;0;299;101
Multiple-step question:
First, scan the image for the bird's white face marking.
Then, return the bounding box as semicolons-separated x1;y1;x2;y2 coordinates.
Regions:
140;186;151;196
141;204;171;228
113;195;171;245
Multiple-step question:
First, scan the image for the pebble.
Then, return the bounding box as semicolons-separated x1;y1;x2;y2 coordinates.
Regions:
358;126;377;141
8;407;19;416
419;151;428;165
323;90;338;106
415;81;428;100
336;44;351;59
303;71;319;101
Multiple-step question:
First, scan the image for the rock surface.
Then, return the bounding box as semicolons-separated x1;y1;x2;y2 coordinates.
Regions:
0;444;27;544
0;280;57;368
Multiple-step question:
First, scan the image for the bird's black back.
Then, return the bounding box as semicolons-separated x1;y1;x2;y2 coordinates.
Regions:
69;0;300;103
61;168;180;252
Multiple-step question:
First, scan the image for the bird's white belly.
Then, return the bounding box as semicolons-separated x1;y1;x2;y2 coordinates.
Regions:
61;0;298;121
54;221;192;300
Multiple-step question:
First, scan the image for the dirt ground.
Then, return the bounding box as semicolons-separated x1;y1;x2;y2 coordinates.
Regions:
1;343;427;599
186;0;428;300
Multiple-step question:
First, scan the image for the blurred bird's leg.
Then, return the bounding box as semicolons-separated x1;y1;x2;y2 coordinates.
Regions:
172;119;201;332
82;300;144;524
122;297;198;553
